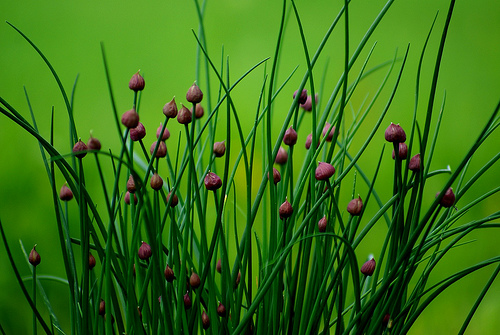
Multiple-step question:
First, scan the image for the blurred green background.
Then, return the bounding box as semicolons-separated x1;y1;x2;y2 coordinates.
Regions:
1;0;500;333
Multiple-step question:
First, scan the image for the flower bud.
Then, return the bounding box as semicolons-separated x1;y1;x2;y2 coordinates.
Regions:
268;167;281;185
361;258;376;276
205;172;222;191
190;271;201;289
166;191;178;207
437;187;455;208
216;259;222;273
73;139;88;158
392;142;408;160
322;122;335;142
202;310;210;329
190;104;204;118
315;162;335;181
274;147;288;165
318;216;327;232
125;191;138;205
293;89;307;104
164;265;176;282
186;82;203;103
137;307;143;320
217;302;226;317
283;127;298;146
127;175;136;193
129;72;145;92
213;141;226;157
184;292;192;309
150;141;167;158
150;173;163;190
163;97;178;118
177;105;192;124
99;299;105;316
384;123;406;143
347;196;363;216
156;124;170;141
59;184;73;201
87;136;101;151
279;198;293;220
300;94;318;111
234;271;241;289
409;153;421;172
29;245;41;267
130;122;146;141
89;252;96;270
121;109;140;129
138;241;152;260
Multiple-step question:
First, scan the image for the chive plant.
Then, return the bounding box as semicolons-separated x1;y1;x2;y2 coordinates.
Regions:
1;0;500;334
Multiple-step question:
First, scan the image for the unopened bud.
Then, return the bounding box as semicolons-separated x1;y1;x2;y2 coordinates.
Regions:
177;105;192;124
163;97;178;118
129;72;145;92
322;122;335;142
274;147;288;165
392;142;408;160
130;122;146;141
204;172;222;191
293;89;308;104
89;252;96;270
73;139;88;159
409;153;421;172
150;173;163;190
213;141;226;157
121;109;140;129
150;141;167;158
138;242;152;260
59;184;73;201
361;258;376;276
283;127;298;146
279;198;293;220
318;216;327;232
384;123;406;143
190;271;201;289
347;196;363;216
29;245;41;267
217;302;226;317
156;124;170;141
186;82;203;104
164;265;176;282
268;167;281;185
315;162;335;181
437;187;455;208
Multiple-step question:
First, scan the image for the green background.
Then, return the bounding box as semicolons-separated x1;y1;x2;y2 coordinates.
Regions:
1;0;500;333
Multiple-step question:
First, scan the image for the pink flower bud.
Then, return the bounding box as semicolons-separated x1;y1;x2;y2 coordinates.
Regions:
293;89;308;104
361;258;376;276
275;147;288;165
177;105;192;124
279;198;293;220
347;196;363;216
315;162;335;181
384;123;406;143
392;142;408;160
29;245;41;267
409;153;421;172
318;216;327;232
130;122;146;141
437;187;455;208
283;127;298;146
163;97;178;118
205;172;222;191
186;82;203;104
129;72;145;92
156;124;170;141
121;109;140;129
138;241;152;260
59;184;73;201
73;140;88;158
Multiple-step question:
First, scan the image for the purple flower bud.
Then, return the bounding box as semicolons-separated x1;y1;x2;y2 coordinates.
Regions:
315;162;335;181
29;245;41;267
202;310;210;329
59;184;73;201
216;259;222;273
89;252;96;270
300;94;318;111
166;192;178;207
347;196;363;216
283;127;298;146
392;142;408;160
150;141;167;158
156;124;170;141
318;216;327;232
99;299;105;316
268;167;281;185
186;82;203;104
129;72;145;92
87;136;101;151
177;105;192;124
293;89;308;104
121;109;140;129
125;191;138;205
127;175;136;193
163;97;178;118
279;198;293;220
361;258;376;276
184;292;192;309
190;104;204;118
384;123;406;143
409;153;421;172
190;271;201;289
205;172;222;191
437;187;455;208
217;302;226;317
213;141;226;157
138;241;152;260
322;122;335;142
73;140;88;158
275;147;288;165
130;122;146;141
150;173;163;190
164;265;176;282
